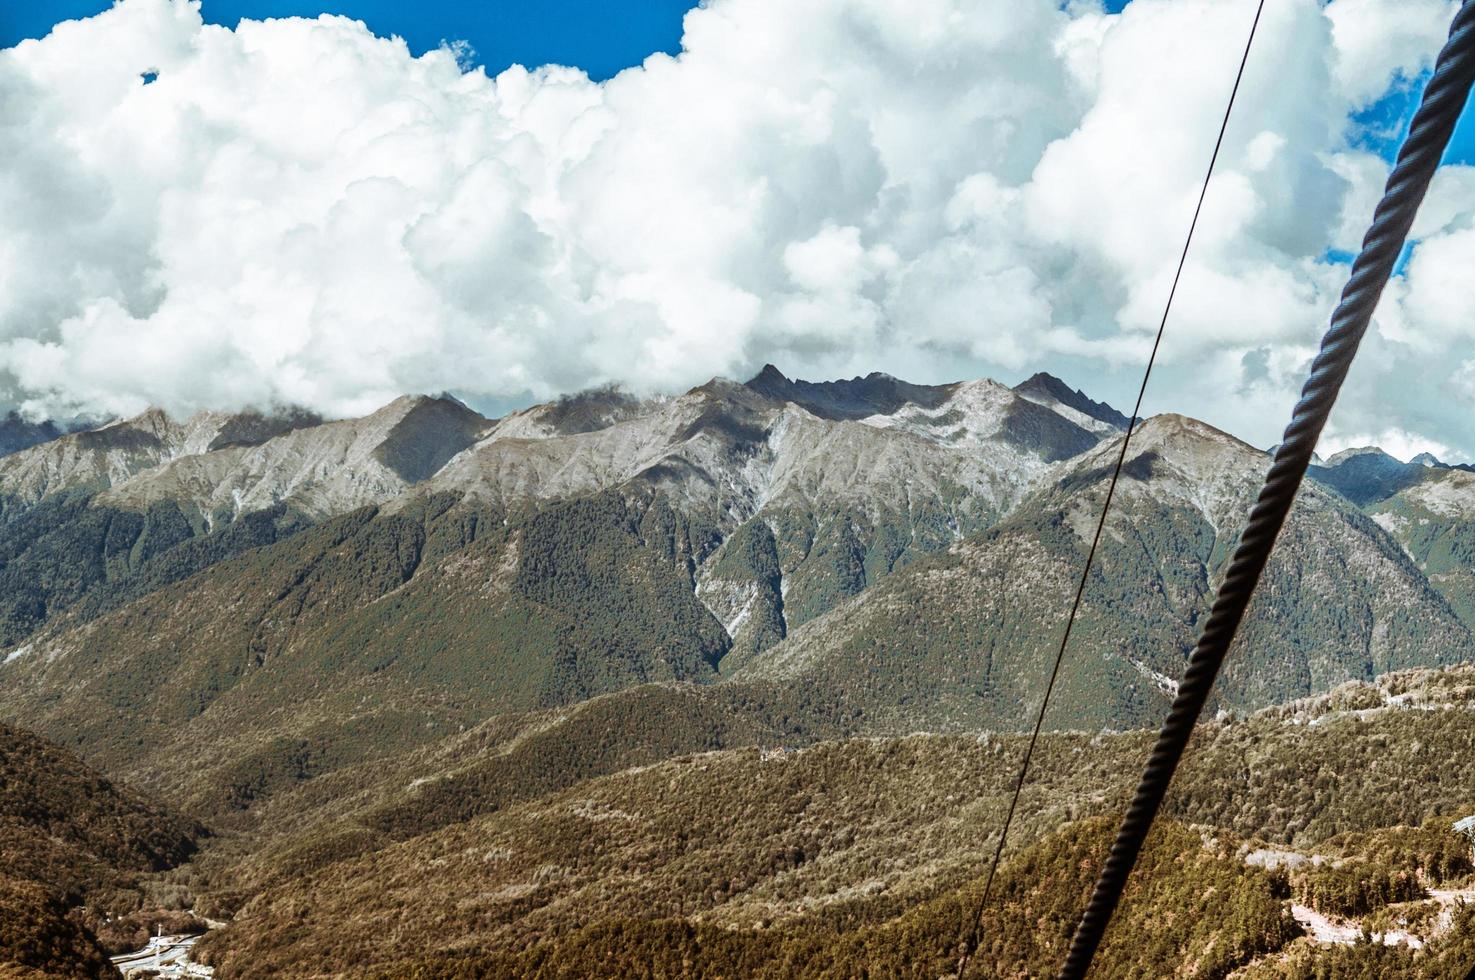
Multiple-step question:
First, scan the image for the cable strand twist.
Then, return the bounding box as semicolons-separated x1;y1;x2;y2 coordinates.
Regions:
954;2;1266;975
1059;4;1475;977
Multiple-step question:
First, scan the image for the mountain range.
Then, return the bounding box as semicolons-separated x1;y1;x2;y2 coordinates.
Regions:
0;367;1473;977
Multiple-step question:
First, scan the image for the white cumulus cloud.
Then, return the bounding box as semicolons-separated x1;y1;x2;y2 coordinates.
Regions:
0;0;1472;458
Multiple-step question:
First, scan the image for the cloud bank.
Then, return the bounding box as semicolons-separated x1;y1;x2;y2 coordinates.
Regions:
1;0;1472;456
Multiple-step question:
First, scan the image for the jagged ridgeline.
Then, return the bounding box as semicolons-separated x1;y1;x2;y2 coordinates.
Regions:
3;367;1475;978
1;367;1474;808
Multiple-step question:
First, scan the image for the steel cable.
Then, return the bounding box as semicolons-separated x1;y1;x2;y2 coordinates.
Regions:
1059;3;1475;977
953;3;1266;975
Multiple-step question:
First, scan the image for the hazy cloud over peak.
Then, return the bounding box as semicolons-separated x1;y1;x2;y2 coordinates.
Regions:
1;0;1472;456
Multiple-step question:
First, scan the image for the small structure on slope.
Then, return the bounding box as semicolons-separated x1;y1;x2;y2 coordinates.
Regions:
1454;815;1475;861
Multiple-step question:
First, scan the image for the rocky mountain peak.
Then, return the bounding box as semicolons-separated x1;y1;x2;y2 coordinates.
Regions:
177;406;323;456
65;404;320;461
0;407;231;508
369;395;491;485
1310;446;1425;507
1046;413;1273;534
1128;416;1282;480
89;394;491;523
1127;412;1255;452
66;407;173;452
744;365;956;421
1012;371;1130;433
1323;445;1392;466
752;363;789;385
494;385;665;440
372;393;445;420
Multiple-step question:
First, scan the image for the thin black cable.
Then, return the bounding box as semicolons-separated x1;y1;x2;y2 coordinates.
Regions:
954;3;1266;975
1059;4;1475;977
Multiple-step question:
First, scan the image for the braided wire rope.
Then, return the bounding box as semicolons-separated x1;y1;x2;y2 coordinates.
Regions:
954;3;1265;975
1059;3;1475;976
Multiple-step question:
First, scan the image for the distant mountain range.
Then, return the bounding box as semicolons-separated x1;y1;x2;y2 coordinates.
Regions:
2;366;1474;978
0;365;1470;777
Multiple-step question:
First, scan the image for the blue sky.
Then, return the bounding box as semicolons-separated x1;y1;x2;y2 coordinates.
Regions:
2;0;695;80
7;0;1473;161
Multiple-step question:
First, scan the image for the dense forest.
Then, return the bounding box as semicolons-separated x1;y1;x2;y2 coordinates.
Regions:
0;723;202;977
184;668;1475;978
3;378;1475;978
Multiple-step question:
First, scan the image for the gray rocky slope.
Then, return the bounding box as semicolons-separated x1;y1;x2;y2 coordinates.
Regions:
0;366;1472;787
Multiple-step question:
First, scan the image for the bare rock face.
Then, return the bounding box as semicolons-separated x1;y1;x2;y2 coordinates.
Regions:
429;369;1100;524
3;365;1472;789
736;412;1470;731
63;397;488;525
492;385;668;439
0;405;321;515
1013;371;1131;434
1310;446;1426;507
0;367;1107;536
743;363;957;420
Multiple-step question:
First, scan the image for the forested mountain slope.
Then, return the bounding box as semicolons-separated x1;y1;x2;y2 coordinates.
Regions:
737;414;1471;730
0;368;1105;793
2;368;1474;978
0;722;202;979
193;665;1475;979
3;369;1474;822
0;396;485;649
0;369;1085;659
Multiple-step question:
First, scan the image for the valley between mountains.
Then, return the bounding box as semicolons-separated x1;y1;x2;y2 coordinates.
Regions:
1;367;1473;978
